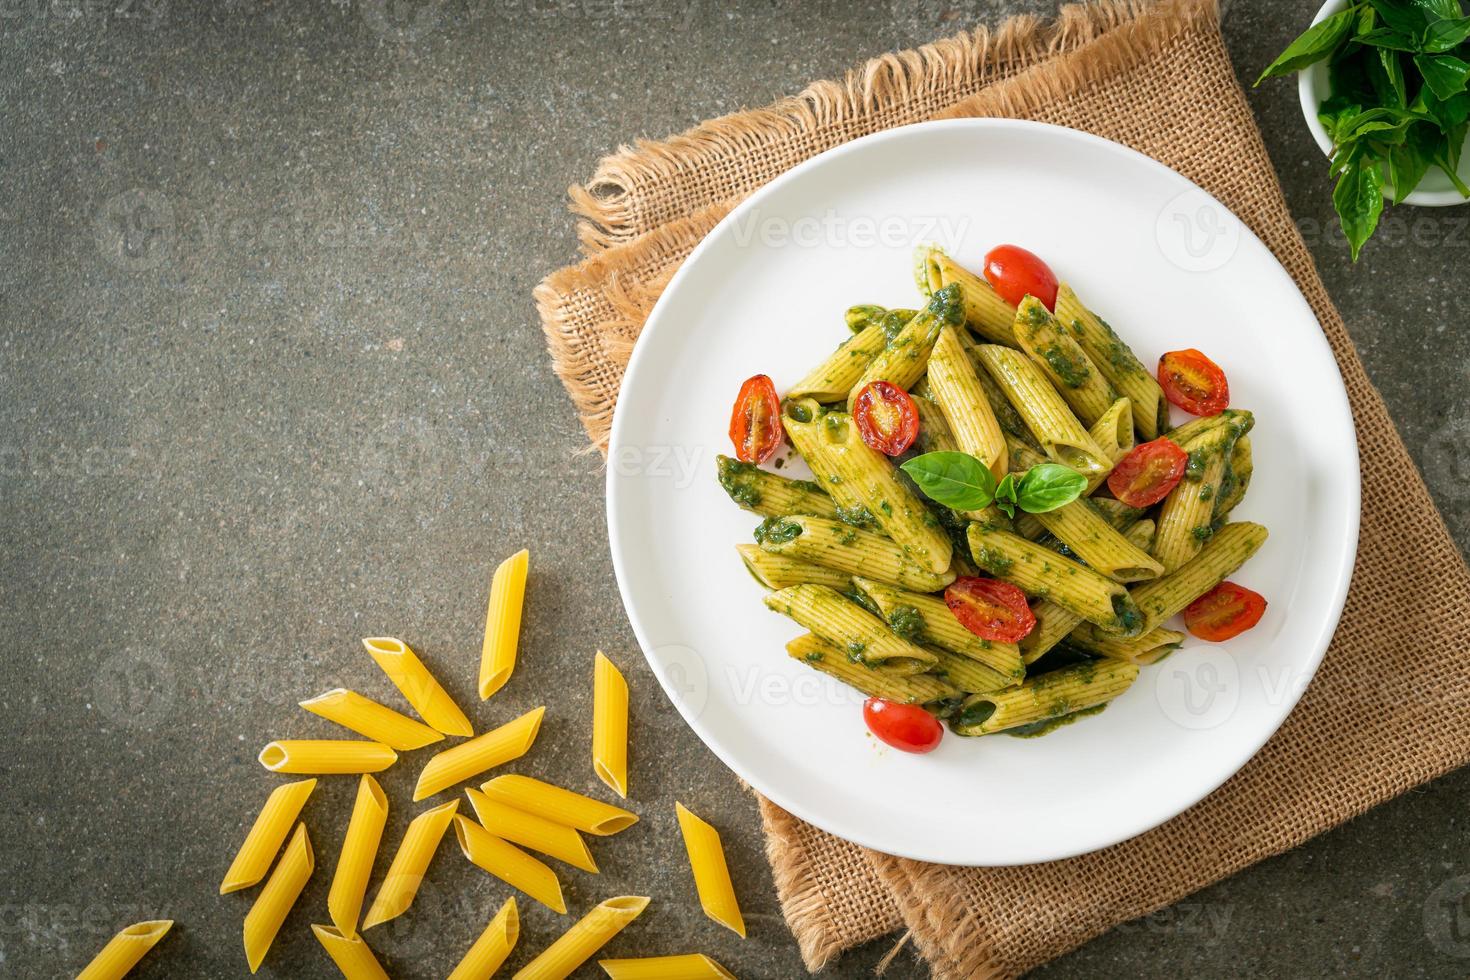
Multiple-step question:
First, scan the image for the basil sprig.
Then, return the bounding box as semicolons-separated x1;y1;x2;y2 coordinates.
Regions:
1256;0;1470;260
899;451;1086;518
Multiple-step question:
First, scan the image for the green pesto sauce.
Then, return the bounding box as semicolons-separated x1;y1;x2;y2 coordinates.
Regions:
1198;483;1215;502
973;546;1014;576
836;504;878;529
1112;595;1143;635
1191;525;1214;541
785;401;813;424
717;457;763;508
1040;344;1091;389
888;605;927;644
1005;703;1107;738
754;516;802;545
803;650;824;663
838;529;859;546
845;640;867;662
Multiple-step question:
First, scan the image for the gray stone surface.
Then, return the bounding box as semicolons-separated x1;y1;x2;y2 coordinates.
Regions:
2;0;1468;977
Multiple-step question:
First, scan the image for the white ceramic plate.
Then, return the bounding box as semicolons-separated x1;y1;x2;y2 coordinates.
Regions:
607;119;1360;866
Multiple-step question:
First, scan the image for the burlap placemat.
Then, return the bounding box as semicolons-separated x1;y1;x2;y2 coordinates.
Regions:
535;1;1470;975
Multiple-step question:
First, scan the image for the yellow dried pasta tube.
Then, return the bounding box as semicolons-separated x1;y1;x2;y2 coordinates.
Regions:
1069;625;1185;665
846;284;961;406
1054;283;1170;439
243;822;313;973
1011;296;1120;427
362;636;474;737
465;788;598;872
1020;519;1155;663
592;651;629;798
514;897;650;980
787;322;889;400
328;775;389;938
926;324;1006;478
478;775;638;836
220;779;317;894
1124;521;1269;635
850;576;1023;681
454;815;567;914
299;689;444;751
736;543;851;591
362;799;458;930
258;740;396;775
756;515;954;594
599;953;736;980
676;803;745;937
716;454;838;519
414;706;545;801
1152;412;1253;572
1030;497;1164;583
76;920;173;980
480;548;529;699
953;659;1140;736
1088;396;1135;463
975;344;1110;480
920;248;1017;345
967;525;1143;636
311;925;390;980
763;584;937;674
448;896;519;980
785;634;960;705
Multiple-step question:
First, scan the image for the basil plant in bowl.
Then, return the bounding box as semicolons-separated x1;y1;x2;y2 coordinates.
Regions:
1258;0;1470;259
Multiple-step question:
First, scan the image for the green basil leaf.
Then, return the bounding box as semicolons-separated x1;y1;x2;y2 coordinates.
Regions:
1355;28;1422;51
899;451;995;511
1415;53;1470;100
1015;464;1088;514
1257;9;1357;83
1431;121;1470;194
1410;0;1465;23
1369;48;1408;106
1318;95;1364;141
1388;124;1436;198
994;472;1018;505
1422;15;1470;52
1367;0;1431;37
1333;159;1386;260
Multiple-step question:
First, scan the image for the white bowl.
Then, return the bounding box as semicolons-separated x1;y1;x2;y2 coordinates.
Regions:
1298;0;1470;206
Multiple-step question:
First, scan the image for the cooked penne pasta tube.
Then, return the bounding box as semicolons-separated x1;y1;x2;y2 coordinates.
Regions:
478;775;638;836
975;344;1110;479
455;815;567;914
414;706;545;801
1070;625;1185;665
971;355;1041;448
1088;396;1135;463
311;925;390;980
1054;283;1170;439
258;740;396;775
1153;411;1253;572
756;515;954;594
953;659;1140;736
845;303;887;332
926;324;1006;477
592;651;629;798
448;896;519;980
598;953;736;980
1012;296;1120;427
919;247;1017;345
466;788;598;872
736;543;852;591
846;284;960;405
910;394;1009;536
967;525;1143;636
220;779;317;894
300;689;444;751
1020;520;1155;663
786;634;960;704
1214;435;1252;519
362;799;458;930
76;920;173;980
787;321;889;400
480;548;529;699
328;775;389;938
850;576;1024;681
362;636;474;737
1030;496;1164;583
763;584;937;674
926;645;1015;694
716;454;838;519
514;896;650;980
676;803;745;938
1124;521;1269;635
1090;496;1148;528
1163;408;1250;449
243;822;313;973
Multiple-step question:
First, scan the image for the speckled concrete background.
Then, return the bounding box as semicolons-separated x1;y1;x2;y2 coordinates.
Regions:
2;1;1468;977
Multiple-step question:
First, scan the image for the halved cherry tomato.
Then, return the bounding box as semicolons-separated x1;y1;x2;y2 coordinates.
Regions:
944;577;1036;642
1184;581;1267;641
852;380;919;456
1107;437;1189;507
729;374;783;463
983;244;1058;311
1158;348;1229;417
863;697;943;754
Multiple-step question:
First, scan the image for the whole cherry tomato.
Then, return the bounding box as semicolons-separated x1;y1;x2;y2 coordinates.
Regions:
1184;581;1267;641
863;697;943;754
983;244;1059;311
852;380;919;456
944;577;1036;642
728;374;783;463
1158;348;1229;416
1107;437;1189;507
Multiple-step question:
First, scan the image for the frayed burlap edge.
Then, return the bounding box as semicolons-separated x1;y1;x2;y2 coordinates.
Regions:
757;796;859;971
569;0;1159;253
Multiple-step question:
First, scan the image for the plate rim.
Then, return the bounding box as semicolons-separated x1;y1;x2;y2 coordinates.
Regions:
606;117;1362;866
